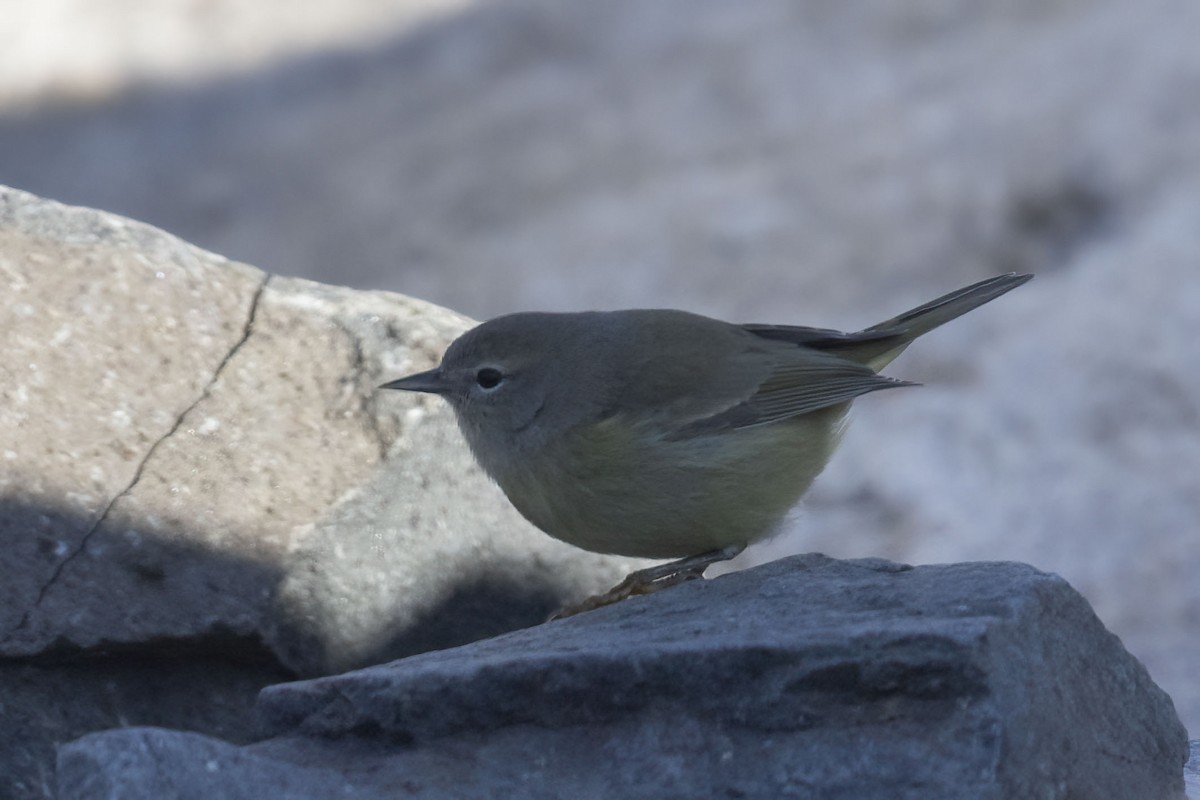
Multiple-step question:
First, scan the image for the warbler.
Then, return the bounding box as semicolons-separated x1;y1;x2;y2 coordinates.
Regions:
382;273;1031;612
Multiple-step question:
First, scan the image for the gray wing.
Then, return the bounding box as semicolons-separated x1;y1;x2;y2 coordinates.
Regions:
669;348;914;439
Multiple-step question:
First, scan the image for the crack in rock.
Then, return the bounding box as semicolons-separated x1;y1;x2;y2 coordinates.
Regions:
332;318;391;462
3;273;271;643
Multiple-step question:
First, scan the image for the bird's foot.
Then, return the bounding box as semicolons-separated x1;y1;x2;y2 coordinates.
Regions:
549;544;744;620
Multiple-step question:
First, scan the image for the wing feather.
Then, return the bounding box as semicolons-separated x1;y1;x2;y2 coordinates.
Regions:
668;348;913;439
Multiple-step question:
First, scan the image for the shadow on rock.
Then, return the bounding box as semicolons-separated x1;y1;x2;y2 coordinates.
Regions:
371;570;563;663
0;497;562;800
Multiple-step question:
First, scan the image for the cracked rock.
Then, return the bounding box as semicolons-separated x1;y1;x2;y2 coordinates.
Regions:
0;186;645;798
56;556;1191;800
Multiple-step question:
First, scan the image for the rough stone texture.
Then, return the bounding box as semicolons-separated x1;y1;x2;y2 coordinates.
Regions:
0;187;644;799
55;556;1189;800
0;0;1195;734
0;190;265;645
1;654;292;800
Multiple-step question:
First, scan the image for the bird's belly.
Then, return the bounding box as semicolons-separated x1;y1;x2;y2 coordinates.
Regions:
495;407;848;559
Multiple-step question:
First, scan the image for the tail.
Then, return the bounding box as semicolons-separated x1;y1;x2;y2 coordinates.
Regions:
849;272;1033;370
866;273;1032;336
747;272;1032;371
741;273;1032;371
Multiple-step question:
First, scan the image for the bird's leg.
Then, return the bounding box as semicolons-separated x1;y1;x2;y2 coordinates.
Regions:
550;544;745;620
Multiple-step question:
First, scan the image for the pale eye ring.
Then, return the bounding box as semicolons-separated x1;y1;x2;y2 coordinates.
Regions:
475;367;504;390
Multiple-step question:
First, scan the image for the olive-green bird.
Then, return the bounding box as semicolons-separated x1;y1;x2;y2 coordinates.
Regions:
382;273;1031;614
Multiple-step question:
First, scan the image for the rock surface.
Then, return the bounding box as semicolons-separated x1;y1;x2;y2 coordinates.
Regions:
56;555;1189;800
1;0;1196;735
0;187;644;799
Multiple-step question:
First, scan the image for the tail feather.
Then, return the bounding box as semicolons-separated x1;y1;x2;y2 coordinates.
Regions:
744;273;1032;371
866;272;1033;336
851;272;1033;370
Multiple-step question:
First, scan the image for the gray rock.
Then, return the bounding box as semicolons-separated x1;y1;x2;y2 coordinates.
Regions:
0;186;644;798
57;729;373;800
57;556;1189;800
1;654;292;800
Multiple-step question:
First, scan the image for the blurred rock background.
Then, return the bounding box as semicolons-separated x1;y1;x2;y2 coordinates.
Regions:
1;0;1196;735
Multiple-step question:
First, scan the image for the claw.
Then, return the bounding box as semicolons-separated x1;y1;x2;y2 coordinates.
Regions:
550;544;744;620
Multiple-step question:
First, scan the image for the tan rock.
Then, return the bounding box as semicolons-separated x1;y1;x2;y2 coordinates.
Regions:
0;186;642;674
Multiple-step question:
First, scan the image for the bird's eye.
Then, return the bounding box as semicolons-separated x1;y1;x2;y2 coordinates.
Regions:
475;367;504;390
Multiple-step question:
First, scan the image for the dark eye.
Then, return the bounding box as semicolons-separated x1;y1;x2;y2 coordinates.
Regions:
475;367;504;390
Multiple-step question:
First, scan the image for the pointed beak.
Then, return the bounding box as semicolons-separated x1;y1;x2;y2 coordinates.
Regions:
378;368;447;395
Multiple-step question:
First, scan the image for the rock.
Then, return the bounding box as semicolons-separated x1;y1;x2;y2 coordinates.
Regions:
2;653;292;800
57;730;369;800
56;556;1189;800
0;186;645;798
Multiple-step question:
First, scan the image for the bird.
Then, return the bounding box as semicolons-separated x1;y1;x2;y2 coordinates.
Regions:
381;273;1032;615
